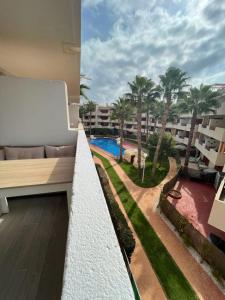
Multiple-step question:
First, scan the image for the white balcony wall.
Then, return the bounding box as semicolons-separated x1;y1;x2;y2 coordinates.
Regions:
62;129;135;300
208;180;225;232
195;139;225;167
0;76;76;146
198;125;225;142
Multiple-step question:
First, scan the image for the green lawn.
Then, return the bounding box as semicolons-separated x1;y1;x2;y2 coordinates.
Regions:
94;151;199;300
119;156;169;188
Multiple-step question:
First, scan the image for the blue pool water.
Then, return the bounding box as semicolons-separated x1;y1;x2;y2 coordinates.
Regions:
90;138;125;157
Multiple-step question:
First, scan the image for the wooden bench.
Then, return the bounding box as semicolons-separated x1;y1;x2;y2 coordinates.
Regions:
0;157;74;214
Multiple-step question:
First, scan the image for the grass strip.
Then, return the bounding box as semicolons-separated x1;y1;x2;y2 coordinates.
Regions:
94;151;199;300
119;157;169;188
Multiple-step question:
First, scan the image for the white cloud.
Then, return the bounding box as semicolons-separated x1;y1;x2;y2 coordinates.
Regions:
81;0;225;103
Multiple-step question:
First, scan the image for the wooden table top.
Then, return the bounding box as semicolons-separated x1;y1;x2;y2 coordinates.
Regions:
0;158;74;189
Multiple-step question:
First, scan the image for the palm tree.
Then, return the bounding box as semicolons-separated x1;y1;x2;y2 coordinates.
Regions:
177;84;220;168
79;104;87;123
80;83;90;100
127;76;154;177
111;98;132;161
85;100;96;135
150;100;164;133
151;67;189;177
144;84;161;142
80;74;90;100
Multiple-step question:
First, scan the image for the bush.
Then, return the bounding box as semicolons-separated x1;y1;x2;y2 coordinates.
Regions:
96;164;135;261
148;132;175;160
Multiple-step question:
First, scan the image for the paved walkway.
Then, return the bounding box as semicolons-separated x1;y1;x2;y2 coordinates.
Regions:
94;156;167;300
91;145;225;300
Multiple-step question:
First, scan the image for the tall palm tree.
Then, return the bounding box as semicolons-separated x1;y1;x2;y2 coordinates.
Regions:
79;104;87;123
144;84;161;142
151;100;164;132
80;74;91;100
111;98;132;161
127;76;154;177
80;83;90;100
177;84;220;168
151;67;189;177
85;100;96;135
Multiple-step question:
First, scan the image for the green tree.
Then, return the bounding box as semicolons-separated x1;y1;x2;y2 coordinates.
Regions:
127;76;154;177
177;84;220;168
85;100;96;135
151;67;189;177
151;101;164;132
80;74;90;100
148;132;175;160
111;98;132;161
80;83;90;100
79;104;87;123
144;84;161;142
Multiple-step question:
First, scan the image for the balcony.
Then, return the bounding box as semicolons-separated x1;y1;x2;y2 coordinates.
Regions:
195;139;225;167
208;180;225;232
174;135;189;145
198;124;225;142
0;193;68;299
63;129;136;299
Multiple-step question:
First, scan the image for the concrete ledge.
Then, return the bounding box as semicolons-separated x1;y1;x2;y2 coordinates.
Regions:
62;129;135;299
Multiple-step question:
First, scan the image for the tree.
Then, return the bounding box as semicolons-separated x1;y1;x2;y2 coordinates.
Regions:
144;84;161;142
80;83;90;100
111;97;132;161
80;74;90;100
148;132;175;160
127;76;154;177
151;101;164;132
151;67;189;177
79;104;87;123
85;100;96;135
177;84;220;168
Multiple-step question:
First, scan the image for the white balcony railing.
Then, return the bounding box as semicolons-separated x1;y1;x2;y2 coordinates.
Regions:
208;179;225;232
195;139;225;166
62;128;135;299
198;124;225;142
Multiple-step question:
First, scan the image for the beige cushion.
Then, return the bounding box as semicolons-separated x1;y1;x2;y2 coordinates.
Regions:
45;145;75;158
5;146;45;160
0;149;5;160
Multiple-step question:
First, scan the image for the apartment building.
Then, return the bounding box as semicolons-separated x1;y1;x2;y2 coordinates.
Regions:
84;85;225;170
0;1;136;299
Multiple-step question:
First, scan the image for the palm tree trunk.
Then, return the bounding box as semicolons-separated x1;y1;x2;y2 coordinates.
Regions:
137;100;142;178
119;120;124;161
146;110;149;143
184;111;197;168
151;102;170;177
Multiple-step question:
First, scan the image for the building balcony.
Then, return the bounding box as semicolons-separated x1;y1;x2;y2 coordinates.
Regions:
198;124;225;142
97;111;110;116
208;179;225;232
195;139;225;167
174;135;189;145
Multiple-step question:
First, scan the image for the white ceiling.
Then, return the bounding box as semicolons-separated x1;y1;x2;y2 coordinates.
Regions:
0;0;81;102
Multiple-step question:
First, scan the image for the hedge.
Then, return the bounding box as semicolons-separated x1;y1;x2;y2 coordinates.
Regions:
96;164;135;261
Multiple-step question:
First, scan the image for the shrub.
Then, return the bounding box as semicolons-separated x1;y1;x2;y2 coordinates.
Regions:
148;132;175;160
96;164;135;261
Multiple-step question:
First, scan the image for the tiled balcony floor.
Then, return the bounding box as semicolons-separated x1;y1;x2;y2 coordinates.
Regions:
168;178;225;241
0;193;68;300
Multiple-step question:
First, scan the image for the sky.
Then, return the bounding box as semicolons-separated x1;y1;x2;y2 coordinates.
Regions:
81;0;225;104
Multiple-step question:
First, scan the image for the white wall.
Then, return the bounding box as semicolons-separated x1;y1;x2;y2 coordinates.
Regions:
0;76;77;146
62;129;135;300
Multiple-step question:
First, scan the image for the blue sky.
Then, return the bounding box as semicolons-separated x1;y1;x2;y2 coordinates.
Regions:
81;0;225;103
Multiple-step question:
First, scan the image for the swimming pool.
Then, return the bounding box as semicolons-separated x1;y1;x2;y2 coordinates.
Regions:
90;138;125;157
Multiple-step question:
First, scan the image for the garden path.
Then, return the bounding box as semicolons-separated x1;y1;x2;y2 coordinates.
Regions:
91;145;225;300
